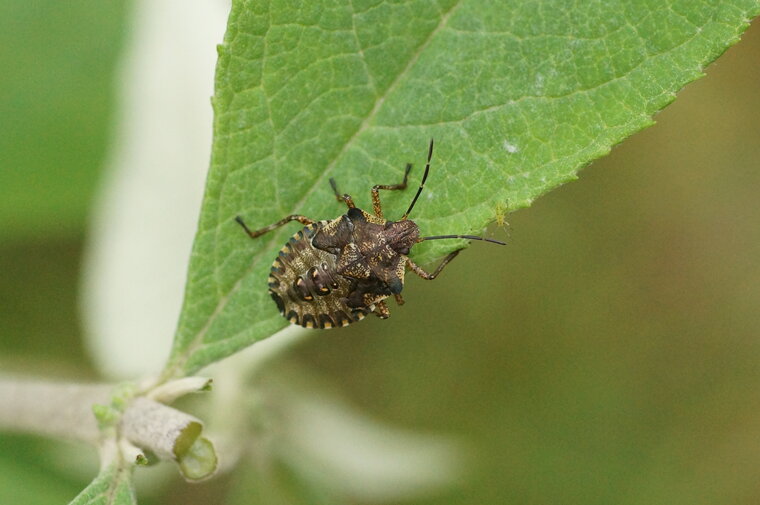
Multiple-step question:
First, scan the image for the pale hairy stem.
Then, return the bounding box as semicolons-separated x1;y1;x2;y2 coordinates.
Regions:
0;376;202;461
0;377;111;444
120;397;202;461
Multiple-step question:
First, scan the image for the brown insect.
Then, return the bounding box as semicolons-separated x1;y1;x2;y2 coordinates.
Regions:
235;140;505;329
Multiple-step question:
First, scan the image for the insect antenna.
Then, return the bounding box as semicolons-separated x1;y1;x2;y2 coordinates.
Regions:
421;234;506;246
401;139;434;220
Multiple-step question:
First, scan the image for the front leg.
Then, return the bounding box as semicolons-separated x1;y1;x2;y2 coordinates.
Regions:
371;163;412;219
406;250;461;280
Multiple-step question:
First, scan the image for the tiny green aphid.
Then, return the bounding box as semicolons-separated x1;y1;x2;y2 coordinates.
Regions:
235;140;505;329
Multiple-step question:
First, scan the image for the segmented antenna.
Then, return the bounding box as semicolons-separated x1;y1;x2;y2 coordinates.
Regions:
401;139;434;220
421;234;506;246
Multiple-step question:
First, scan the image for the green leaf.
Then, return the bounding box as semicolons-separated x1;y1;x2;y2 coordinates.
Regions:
68;461;135;505
165;0;760;377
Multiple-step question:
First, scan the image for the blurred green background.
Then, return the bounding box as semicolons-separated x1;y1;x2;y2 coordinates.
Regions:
2;2;760;504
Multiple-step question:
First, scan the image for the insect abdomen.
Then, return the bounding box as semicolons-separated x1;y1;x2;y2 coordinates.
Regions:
268;222;370;329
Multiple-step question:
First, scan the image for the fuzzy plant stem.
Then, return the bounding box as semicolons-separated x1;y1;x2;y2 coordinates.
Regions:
0;376;200;460
0;376;111;444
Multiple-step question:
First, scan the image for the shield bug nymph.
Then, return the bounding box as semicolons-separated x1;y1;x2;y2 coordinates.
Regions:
235;140;505;329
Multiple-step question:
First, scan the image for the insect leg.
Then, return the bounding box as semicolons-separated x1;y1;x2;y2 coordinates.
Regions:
329;178;356;209
393;293;405;305
235;215;315;239
406;250;461;280
371;163;412;219
374;300;391;319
